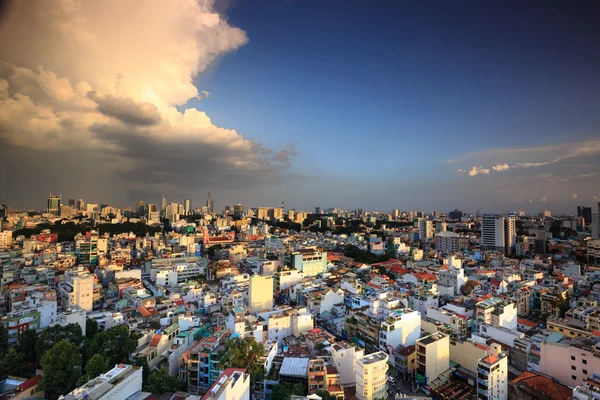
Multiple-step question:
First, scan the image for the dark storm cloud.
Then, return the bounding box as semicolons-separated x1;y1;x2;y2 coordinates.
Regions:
91;93;162;126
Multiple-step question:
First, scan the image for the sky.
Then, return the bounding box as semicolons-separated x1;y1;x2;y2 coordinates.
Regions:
0;0;599;214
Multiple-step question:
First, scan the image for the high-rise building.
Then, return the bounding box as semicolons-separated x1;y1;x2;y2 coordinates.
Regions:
206;191;214;214
415;332;450;390
356;351;388;400
161;195;167;216
184;199;192;216
287;208;295;221
392;209;399;219
47;194;60;215
592;203;600;240
448;209;464;220
248;275;274;313
135;200;146;217
418;219;433;241
59;268;94;311
233;204;244;219
0;203;8;218
315;207;321;214
578;206;592;225
481;215;515;255
476;343;508;400
76;199;85;211
68;198;75;207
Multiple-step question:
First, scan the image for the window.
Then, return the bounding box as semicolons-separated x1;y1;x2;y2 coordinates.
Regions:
572;375;577;380
572;366;576;371
582;359;587;365
583;369;588;375
571;356;576;360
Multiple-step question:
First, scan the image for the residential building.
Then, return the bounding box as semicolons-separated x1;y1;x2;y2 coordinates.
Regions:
59;268;94;311
379;308;421;353
476;297;517;331
481;215;516;255
477;343;508;400
419;219;433;241
307;359;327;394
329;341;365;386
435;231;459;253
415;332;450;389
61;364;142;400
202;368;250;400
249;275;274;313
540;337;600;387
356;351;388;400
290;249;327;277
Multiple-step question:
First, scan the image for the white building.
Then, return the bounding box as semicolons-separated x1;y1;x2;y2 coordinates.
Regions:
415;332;450;388
419;220;433;241
59;364;142;400
356;352;388;400
329;341;365;386
290;249;327;277
275;269;305;291
438;266;467;297
476;343;508;400
481;215;516;255
248;275;274;313
59;268;94;311
202;369;250;400
379;309;421;353
475;298;517;331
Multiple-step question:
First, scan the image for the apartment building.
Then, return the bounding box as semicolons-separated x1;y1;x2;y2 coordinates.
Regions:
356;351;388;400
307;359;327;394
201;369;250;400
290;248;327;277
476;343;508;400
248;275;274;313
58;268;94;311
415;332;450;389
435;231;460;253
540;337;600;388
475;297;517;331
61;364;142;400
425;306;468;340
329;341;365;386
378;308;421;353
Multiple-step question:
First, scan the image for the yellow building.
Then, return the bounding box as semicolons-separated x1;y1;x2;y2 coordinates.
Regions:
356;351;388;400
248;275;274;313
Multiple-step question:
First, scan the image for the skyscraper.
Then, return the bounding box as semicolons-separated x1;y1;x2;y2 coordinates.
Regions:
233;204;244;219
184;199;192;215
577;206;592;225
481;214;515;255
68;199;75;207
135;200;146;217
592;203;600;240
47;194;60;215
76;199;85;211
160;195;167;216
206;191;214;214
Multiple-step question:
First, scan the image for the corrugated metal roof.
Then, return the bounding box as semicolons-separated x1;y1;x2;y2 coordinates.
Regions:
279;357;309;378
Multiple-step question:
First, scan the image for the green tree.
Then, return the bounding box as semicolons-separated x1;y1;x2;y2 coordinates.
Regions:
219;337;265;392
0;348;35;380
315;390;333;400
85;354;109;379
0;324;8;355
146;367;182;394
40;340;82;398
36;324;83;361
16;329;38;365
271;382;306;400
136;357;150;387
85;325;137;365
86;319;99;340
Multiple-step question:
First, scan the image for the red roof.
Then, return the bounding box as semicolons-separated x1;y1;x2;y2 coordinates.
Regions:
512;371;571;400
174;299;185;306
413;272;437;282
17;375;42;391
149;334;162;347
137;306;151;317
518;318;537;328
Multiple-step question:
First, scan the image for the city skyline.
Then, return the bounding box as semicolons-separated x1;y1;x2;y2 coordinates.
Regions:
1;0;599;212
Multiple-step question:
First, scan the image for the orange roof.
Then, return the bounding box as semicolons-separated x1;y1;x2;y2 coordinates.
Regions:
518;318;537;328
413;272;437;282
149;334;162;347
592;330;600;337
475;344;488;351
512;371;571;400
137;306;151;317
482;355;499;364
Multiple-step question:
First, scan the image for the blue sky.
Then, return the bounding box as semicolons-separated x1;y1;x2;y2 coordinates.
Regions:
179;0;600;212
1;0;599;213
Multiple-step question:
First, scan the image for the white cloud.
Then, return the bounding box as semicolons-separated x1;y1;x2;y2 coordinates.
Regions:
466;166;490;176
594;196;600;201
0;0;295;194
540;196;548;203
528;199;533;203
572;193;578;199
492;163;510;171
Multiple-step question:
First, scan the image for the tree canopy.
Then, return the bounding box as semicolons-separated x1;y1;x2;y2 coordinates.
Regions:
271;383;306;400
36;323;83;361
85;354;109;379
146;367;183;394
40;340;82;398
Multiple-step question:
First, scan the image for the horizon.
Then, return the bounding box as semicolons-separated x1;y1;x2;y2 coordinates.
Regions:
1;0;599;214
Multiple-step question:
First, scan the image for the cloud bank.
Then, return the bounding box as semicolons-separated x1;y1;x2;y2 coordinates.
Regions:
0;0;296;206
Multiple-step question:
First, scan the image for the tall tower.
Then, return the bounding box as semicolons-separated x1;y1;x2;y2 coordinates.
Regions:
160;195;167;216
47;194;60;216
206;191;214;214
184;199;192;216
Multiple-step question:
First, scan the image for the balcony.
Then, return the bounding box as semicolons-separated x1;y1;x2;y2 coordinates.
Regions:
477;368;489;376
477;378;488;387
477;388;488;396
